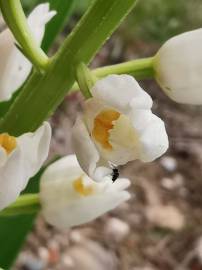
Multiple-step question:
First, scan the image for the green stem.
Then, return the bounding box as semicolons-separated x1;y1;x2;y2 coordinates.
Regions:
76;63;97;98
0;194;40;216
0;0;138;136
71;57;154;91
0;0;49;71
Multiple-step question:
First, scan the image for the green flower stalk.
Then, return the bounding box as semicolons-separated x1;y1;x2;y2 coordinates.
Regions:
76;63;97;98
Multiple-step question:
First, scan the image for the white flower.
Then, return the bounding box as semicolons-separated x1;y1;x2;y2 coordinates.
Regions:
40;155;130;229
0;122;51;210
154;28;202;104
0;3;56;101
72;74;168;182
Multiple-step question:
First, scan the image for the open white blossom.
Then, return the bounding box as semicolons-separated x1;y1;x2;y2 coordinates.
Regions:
40;155;130;229
0;3;56;101
154;29;202;104
0;122;51;210
72;74;168;182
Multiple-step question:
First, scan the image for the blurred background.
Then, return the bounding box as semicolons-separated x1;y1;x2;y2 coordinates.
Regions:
4;0;202;269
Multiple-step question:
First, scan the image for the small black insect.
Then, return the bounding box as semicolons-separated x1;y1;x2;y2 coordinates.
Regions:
112;167;119;182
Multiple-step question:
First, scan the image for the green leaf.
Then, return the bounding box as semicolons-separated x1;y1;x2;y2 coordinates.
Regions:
0;215;37;269
0;169;43;269
41;0;75;52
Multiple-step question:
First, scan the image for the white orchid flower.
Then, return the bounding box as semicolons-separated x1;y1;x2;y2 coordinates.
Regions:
154;28;202;104
0;3;56;101
72;74;168;182
0;122;51;210
40;155;130;229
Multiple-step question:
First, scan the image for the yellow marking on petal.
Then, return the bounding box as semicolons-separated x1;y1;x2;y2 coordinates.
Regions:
0;133;17;154
73;177;94;196
92;110;120;150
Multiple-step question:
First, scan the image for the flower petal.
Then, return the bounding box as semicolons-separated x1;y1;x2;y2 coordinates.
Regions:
72;116;112;182
40;154;83;183
137;113;169;162
17;122;51;185
42;189;130;229
91;74;152;113
27;3;56;45
0;122;51;210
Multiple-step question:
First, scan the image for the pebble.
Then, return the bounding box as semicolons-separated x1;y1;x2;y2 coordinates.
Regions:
67;240;117;270
161;177;176;190
104;217;130;242
161;174;183;190
38;247;49;264
160;156;177;172
61;254;75;267
145;204;185;231
69;230;84;243
18;253;45;270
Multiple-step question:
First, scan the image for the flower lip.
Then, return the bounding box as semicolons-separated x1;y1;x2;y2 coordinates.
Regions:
92;109;121;150
73;176;94;196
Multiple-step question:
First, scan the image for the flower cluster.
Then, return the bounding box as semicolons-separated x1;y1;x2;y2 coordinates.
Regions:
2;2;201;230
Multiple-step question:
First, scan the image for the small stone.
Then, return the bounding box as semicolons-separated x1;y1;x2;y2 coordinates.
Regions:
160;156;177;172
62;254;75;267
104;217;130;242
145;204;185;231
19;254;45;270
38;247;49;264
69;230;83;243
67;240;117;270
161;177;176;190
161;174;183;190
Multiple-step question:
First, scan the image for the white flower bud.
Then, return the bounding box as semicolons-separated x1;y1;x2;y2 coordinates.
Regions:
154;29;202;104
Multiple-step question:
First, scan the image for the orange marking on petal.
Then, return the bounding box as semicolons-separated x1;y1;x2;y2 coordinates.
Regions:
73;177;94;196
92;110;120;150
0;133;17;154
